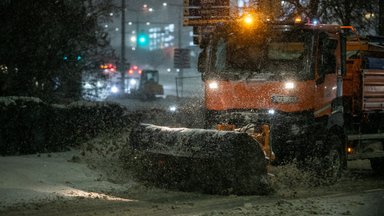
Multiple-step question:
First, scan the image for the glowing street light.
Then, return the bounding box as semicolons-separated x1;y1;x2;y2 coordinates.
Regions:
130;35;136;43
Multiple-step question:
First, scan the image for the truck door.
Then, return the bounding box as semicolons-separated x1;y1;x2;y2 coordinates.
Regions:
314;32;338;118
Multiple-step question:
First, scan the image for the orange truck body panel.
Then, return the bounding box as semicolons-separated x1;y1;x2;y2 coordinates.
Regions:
205;80;315;113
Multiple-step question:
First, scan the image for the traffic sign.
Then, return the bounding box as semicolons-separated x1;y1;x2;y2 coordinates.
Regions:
192;26;215;45
184;7;229;17
183;0;230;26
183;18;228;26
184;0;230;7
174;48;191;69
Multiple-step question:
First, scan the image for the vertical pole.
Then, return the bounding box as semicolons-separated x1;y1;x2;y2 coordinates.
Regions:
120;0;126;94
175;76;179;98
338;28;346;98
136;14;139;48
178;8;184;98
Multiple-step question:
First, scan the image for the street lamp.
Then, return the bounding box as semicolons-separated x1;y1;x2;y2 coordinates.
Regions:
120;0;126;94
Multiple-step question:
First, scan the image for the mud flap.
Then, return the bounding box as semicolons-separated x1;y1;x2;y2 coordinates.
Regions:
126;123;271;195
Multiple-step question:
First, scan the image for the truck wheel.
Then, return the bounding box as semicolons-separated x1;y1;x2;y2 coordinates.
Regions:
323;147;342;180
318;135;344;184
370;158;384;174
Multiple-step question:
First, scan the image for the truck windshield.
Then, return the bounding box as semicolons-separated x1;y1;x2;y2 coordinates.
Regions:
211;28;313;81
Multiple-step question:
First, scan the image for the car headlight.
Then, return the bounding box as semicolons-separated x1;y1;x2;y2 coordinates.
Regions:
169;105;177;112
130;79;137;85
111;86;119;93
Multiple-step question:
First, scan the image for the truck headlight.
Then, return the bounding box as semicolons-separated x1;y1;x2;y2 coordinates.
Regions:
208;81;219;90
285;82;295;89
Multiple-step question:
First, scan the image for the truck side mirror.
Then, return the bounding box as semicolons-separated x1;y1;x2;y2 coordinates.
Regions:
319;39;337;75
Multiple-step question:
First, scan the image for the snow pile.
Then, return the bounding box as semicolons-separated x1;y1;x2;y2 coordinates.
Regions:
0;150;133;211
79;128;135;184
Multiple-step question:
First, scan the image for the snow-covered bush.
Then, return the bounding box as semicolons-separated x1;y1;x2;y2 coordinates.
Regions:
0;97;138;155
0;97;49;155
64;101;136;144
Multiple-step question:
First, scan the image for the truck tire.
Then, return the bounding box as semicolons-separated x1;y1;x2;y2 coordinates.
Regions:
318;135;345;184
370;158;384;174
323;146;343;180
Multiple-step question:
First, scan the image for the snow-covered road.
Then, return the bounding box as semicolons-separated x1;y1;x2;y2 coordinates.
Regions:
1;137;383;215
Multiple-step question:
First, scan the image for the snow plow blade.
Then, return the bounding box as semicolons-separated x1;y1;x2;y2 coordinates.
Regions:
127;123;271;195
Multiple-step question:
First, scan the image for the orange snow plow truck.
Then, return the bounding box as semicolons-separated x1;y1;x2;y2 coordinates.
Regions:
199;17;384;174
129;12;384;195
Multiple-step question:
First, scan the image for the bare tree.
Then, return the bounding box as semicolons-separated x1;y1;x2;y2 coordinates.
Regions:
0;0;118;102
281;0;322;21
321;0;377;33
281;0;379;35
